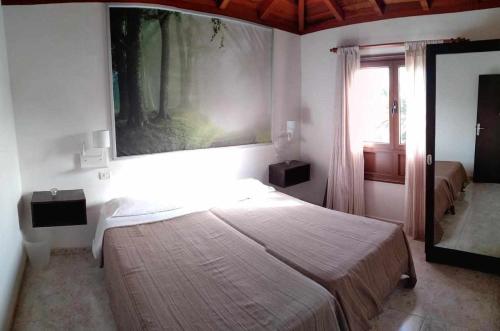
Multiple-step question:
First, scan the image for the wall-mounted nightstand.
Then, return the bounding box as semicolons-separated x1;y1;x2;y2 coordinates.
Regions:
269;161;310;188
31;189;87;227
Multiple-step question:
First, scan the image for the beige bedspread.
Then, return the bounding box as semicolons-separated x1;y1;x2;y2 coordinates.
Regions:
103;211;347;331
211;192;416;331
435;161;468;199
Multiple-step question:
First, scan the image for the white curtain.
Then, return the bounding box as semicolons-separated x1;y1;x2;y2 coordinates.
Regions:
404;41;440;239
326;46;365;215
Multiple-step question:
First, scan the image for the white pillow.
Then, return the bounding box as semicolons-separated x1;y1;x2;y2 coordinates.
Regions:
226;178;275;200
110;197;182;218
198;178;274;206
102;178;273;218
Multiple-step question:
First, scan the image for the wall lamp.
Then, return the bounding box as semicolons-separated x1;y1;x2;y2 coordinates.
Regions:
286;120;296;142
80;130;111;169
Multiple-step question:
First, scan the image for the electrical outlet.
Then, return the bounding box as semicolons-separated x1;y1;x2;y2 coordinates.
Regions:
98;170;111;181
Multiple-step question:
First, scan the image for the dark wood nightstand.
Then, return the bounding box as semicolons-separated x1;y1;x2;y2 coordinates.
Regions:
31;189;87;227
269;161;310;187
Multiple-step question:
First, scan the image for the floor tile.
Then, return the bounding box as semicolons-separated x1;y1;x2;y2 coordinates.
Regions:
419;317;468;331
437;183;500;258
12;252;116;331
370;308;424;331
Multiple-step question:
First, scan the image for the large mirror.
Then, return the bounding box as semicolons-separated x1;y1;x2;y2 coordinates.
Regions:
426;40;500;274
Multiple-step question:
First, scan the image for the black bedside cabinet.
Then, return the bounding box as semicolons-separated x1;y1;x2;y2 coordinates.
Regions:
31;189;87;227
269;161;310;187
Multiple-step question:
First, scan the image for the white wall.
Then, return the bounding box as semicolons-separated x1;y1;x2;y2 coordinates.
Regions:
0;1;24;329
4;3;301;248
300;8;500;222
6;4;500;248
436;51;500;176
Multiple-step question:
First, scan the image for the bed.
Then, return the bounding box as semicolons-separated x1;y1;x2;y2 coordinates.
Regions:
95;179;416;331
433;161;468;244
103;210;347;331
433;176;456;243
435;161;468;199
211;191;416;331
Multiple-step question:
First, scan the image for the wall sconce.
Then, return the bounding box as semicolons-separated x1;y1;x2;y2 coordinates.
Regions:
286;120;296;142
80;130;110;169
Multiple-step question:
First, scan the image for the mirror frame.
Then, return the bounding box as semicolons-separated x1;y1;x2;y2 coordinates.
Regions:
426;39;500;275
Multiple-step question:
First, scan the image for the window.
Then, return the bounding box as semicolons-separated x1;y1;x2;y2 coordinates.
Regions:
360;55;406;184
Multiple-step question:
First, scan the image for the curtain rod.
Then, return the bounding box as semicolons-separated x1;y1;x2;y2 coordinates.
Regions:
329;38;469;53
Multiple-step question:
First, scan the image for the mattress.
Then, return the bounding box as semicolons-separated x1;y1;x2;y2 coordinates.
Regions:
211;192;416;331
435;161;468;199
103;210;347;331
93;178;277;261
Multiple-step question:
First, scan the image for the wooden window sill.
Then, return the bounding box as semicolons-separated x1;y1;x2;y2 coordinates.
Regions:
364;174;405;185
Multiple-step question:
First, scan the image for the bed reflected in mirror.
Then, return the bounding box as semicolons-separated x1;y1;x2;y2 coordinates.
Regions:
433;49;500;258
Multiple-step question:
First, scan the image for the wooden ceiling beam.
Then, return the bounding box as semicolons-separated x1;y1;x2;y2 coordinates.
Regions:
419;0;430;11
4;0;298;34
367;0;385;16
258;0;278;20
323;0;345;21
218;0;231;10
6;0;500;35
304;0;500;34
298;0;305;32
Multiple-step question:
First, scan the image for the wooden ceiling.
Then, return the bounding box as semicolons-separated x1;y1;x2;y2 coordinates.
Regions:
4;0;500;34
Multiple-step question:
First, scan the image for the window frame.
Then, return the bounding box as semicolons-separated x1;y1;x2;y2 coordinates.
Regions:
361;54;406;184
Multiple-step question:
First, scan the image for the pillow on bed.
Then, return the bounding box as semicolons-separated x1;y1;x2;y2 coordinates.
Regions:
109;197;182;218
103;178;273;218
195;178;275;207
225;178;275;200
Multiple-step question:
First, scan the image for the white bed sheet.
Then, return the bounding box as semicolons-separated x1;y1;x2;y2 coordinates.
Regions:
92;178;275;260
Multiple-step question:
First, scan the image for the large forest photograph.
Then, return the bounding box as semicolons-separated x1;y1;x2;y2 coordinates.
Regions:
109;7;273;157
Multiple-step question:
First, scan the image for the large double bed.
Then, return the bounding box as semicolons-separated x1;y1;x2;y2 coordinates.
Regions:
104;211;346;330
94;180;416;331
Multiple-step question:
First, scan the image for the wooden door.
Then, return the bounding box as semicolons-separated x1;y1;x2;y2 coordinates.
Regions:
473;75;500;183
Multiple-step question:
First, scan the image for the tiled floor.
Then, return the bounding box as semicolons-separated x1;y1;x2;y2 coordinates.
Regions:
12;250;116;330
371;240;500;330
437;183;500;258
12;241;500;331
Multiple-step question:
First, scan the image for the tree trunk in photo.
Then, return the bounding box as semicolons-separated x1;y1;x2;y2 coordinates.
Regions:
138;15;159;113
157;13;171;120
174;15;188;109
117;59;130;120
126;11;145;128
184;15;195;109
110;9;130;120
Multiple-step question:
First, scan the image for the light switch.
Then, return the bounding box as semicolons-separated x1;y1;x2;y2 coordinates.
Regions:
98;170;111;180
